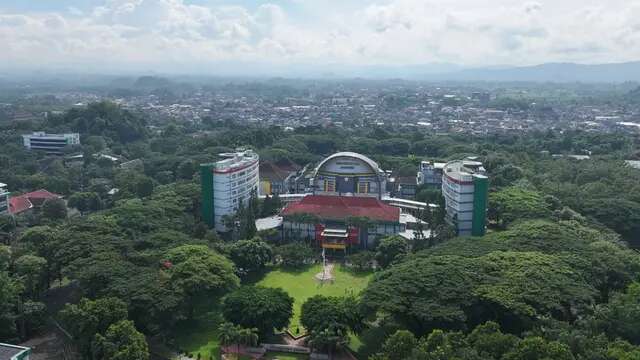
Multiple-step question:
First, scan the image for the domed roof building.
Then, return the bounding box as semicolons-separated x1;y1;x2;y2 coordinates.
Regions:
281;152;405;250
311;152;387;199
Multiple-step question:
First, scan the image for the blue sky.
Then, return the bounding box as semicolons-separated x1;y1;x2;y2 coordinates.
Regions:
0;0;638;74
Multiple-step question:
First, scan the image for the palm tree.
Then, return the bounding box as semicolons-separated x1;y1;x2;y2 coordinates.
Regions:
238;327;259;348
308;325;348;360
218;322;239;359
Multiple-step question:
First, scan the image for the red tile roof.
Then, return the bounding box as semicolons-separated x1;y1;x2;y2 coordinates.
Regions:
9;196;33;214
259;162;291;182
281;195;400;223
25;189;61;200
9;189;61;214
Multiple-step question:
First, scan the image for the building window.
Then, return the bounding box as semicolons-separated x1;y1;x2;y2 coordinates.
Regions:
357;182;369;193
324;179;336;192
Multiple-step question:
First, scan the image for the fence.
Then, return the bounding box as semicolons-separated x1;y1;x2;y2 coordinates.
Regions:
262;343;311;354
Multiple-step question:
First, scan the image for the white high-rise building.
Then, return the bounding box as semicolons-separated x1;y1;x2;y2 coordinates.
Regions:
23;132;80;154
0;183;9;215
441;159;489;237
200;149;260;232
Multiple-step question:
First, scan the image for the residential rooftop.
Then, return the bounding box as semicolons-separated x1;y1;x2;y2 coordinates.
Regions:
0;343;30;360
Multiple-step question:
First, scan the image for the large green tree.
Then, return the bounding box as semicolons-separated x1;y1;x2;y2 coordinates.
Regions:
0;271;21;340
222;286;293;337
375;235;410;269
91;320;149;360
68;192;103;214
42;197;68;221
14;255;47;299
301;295;363;335
228;238;273;275
59;297;129;356
488;186;551;228
362;251;595;335
275;243;315;268
163;245;239;316
592;282;640;345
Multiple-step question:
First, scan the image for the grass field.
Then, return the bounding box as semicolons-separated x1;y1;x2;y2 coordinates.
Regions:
173;302;224;360
257;264;373;333
174;264;372;359
263;352;309;360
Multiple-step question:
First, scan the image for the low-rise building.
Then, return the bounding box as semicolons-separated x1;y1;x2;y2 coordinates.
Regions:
22;132;80;154
201;149;260;232
393;176;418;199
441;159;489;237
417;161;446;186
626;160;640;170
259;160;301;195
279;152;410;250
8;189;61;215
286;164;313;194
0;343;30;360
281;194;403;250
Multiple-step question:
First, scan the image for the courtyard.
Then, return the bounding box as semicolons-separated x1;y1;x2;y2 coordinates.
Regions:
173;262;373;359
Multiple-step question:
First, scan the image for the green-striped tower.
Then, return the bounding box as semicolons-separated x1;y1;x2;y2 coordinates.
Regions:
471;174;489;236
200;163;215;228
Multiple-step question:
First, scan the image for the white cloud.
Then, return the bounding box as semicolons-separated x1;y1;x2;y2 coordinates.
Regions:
0;0;639;72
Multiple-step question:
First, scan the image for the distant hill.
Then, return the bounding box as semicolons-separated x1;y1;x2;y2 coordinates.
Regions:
134;76;171;89
427;61;640;83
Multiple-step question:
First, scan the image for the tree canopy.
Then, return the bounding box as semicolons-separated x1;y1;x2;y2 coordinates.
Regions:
222;286;293;338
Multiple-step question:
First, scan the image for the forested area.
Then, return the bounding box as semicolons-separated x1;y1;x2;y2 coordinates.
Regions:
1;101;640;359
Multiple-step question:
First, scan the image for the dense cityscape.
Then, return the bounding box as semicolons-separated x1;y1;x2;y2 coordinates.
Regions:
0;75;639;360
2;78;640;136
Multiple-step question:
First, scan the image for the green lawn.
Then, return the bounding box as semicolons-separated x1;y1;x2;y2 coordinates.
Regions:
237;352;308;360
257;264;373;333
263;352;309;360
173;264;372;359
173;302;224;360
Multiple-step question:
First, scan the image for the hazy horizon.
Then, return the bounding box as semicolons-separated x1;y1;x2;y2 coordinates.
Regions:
1;0;640;76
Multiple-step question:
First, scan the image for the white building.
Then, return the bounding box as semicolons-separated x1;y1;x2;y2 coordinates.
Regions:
310;152;388;199
201;149;260;232
441;159;489;237
417;161;447;186
22;132;80;154
0;183;9;215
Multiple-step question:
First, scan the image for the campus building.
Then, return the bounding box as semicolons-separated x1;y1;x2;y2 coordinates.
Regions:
311;152;387;199
22;132;80;154
0;183;9;215
417;161;446;186
441;159;489;236
201;149;260;232
281;152;411;250
259;160;301;195
0;343;30;360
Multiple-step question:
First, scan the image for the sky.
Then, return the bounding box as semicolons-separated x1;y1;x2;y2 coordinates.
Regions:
0;0;639;74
